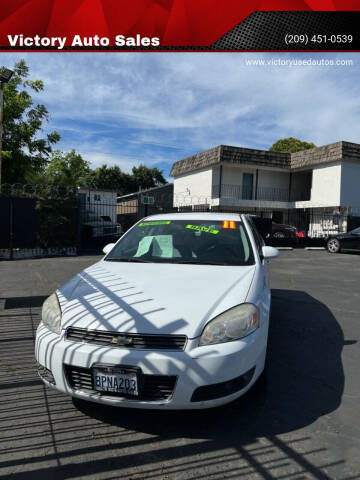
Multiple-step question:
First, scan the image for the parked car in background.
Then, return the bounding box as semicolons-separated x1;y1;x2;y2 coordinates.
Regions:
78;188;122;242
81;212;123;239
326;227;360;253
36;213;279;409
268;222;305;239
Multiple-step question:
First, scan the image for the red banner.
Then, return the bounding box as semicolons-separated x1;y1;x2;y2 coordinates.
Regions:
1;0;360;49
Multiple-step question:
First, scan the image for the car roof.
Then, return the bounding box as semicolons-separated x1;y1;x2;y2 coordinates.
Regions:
142;212;243;221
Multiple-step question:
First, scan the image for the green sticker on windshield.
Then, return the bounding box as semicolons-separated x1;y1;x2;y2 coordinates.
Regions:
186;224;219;234
139;221;171;227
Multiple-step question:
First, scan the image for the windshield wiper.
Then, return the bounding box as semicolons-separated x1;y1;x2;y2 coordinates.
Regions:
176;260;229;265
105;257;152;263
106;258;240;265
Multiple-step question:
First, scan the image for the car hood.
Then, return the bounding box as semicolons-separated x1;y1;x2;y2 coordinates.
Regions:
58;260;256;339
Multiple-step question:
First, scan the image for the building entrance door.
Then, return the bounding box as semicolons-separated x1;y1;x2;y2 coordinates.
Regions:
242;173;254;200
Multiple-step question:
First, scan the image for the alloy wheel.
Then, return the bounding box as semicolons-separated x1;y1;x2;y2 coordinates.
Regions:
327;239;340;253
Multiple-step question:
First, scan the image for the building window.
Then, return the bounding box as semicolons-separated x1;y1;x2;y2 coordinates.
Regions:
94;194;101;201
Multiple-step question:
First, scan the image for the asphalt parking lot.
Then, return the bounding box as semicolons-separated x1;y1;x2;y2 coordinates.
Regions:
0;250;359;480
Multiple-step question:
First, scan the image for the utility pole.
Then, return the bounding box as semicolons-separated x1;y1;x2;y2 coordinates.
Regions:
0;67;14;187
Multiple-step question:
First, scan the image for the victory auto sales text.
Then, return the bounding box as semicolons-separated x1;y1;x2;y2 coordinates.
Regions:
7;34;160;49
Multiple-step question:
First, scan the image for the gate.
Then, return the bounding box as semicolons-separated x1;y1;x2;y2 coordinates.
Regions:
0;185;79;259
0;197;37;249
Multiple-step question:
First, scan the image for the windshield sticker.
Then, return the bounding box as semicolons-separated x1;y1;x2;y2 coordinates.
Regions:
152;235;173;258
134;236;154;256
139;221;171;227
186;224;219;234
222;220;236;229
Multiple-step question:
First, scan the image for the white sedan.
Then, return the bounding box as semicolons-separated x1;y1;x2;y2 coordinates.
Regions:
35;213;279;409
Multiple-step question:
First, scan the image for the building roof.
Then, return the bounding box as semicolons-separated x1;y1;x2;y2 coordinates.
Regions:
77;187;118;194
117;183;173;201
170;145;289;176
170;141;360;177
170;146;222;176
291;141;360;169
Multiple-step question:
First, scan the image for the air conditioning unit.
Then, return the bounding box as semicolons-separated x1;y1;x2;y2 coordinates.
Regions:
142;196;154;205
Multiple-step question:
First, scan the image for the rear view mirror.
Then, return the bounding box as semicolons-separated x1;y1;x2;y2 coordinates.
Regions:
262;246;279;259
103;243;115;255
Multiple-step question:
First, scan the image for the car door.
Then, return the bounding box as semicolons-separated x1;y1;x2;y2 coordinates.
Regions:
246;217;269;285
347;227;360;250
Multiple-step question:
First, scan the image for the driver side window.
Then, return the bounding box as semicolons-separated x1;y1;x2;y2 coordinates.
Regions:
247;218;264;256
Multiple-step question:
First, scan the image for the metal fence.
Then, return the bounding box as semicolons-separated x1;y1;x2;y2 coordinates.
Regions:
211;184;310;202
117;193;360;247
1;184;360;258
0;184;79;259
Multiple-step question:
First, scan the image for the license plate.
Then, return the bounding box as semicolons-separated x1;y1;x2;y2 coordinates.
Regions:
93;367;138;395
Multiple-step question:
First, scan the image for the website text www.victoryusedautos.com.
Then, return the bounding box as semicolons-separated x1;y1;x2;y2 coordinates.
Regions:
245;58;354;67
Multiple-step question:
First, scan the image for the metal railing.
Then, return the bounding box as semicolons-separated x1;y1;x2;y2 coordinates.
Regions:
1;183;359;258
212;184;310;202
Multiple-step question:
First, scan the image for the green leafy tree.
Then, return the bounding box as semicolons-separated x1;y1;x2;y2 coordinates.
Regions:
2;59;60;184
36;197;78;248
131;164;166;190
86;165;134;193
43;149;90;186
269;137;316;153
87;163;167;194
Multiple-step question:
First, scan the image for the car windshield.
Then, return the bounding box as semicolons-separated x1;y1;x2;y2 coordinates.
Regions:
105;219;254;266
351;227;360;234
83;212;99;222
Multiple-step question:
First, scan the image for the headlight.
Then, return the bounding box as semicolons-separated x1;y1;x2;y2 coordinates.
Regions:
42;293;62;335
199;304;259;346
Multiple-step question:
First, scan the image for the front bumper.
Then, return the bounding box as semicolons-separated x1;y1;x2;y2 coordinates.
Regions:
35;323;267;409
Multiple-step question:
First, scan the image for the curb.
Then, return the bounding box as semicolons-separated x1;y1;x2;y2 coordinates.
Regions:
272;247;326;251
0;246;77;260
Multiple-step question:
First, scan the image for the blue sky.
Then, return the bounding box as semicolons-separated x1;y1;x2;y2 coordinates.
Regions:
0;52;359;179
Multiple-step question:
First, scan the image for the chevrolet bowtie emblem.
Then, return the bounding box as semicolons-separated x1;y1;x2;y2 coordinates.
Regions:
111;335;133;346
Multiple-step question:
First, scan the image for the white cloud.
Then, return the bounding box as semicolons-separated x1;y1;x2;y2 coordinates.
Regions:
1;52;360;172
83;152;137;171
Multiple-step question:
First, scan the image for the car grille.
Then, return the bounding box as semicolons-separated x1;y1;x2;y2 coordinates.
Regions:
66;327;187;351
64;365;177;401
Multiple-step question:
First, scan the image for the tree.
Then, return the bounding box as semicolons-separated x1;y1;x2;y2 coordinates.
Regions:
43;149;90;186
86;165;134;193
269;137;316;153
87;163;167;194
131;164;166;190
2;59;60;184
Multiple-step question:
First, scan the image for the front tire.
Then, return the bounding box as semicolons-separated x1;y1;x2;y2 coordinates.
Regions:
327;238;341;253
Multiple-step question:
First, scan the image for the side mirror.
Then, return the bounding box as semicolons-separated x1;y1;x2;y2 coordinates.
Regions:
103;243;115;255
262;245;279;259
